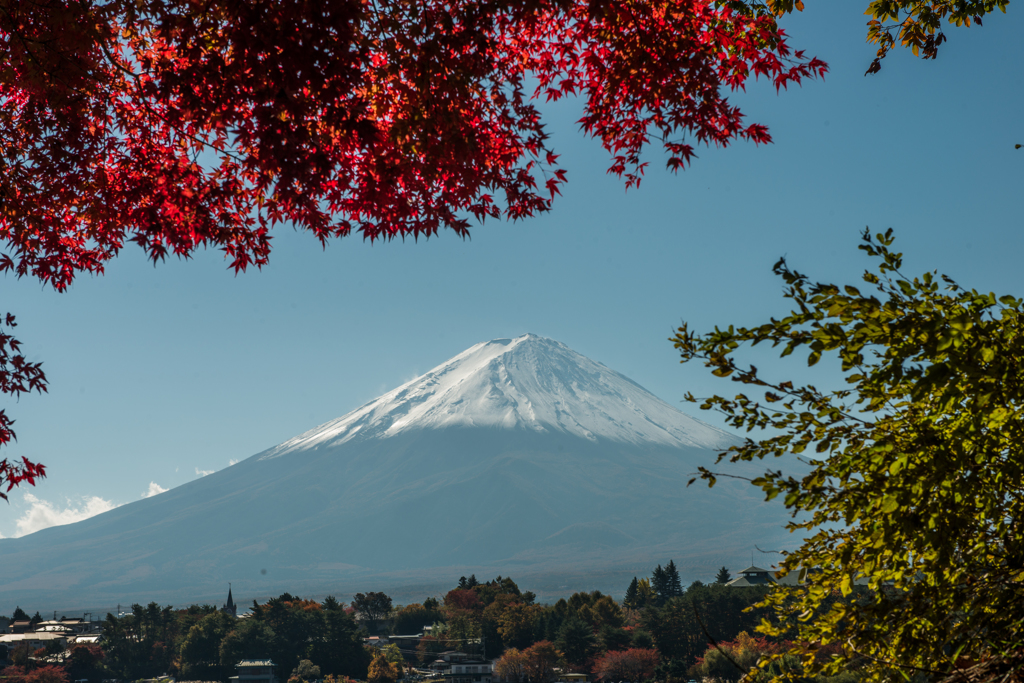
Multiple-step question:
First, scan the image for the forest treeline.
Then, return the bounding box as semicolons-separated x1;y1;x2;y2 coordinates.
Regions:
1;562;857;683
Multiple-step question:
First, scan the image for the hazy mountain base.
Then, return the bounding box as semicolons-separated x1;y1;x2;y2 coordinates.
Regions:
0;427;796;613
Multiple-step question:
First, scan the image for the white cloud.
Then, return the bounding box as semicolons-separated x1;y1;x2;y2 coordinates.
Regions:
228;459;239;467
195;467;214;477
142;481;168;498
15;493;119;537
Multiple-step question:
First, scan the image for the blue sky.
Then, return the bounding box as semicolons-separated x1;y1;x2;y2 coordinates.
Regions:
2;3;1022;541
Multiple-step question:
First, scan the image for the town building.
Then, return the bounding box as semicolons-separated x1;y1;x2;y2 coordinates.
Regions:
230;659;278;683
724;565;777;587
444;658;493;683
0;632;69;651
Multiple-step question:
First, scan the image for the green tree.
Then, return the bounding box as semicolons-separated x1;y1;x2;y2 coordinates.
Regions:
643;586;768;668
257;595;322;676
392;603;443;635
651;566;669;605
630;631;654;650
664;561;684;598
555;618;596;668
64;645;105;683
623;578;639;610
673;229;1024;683
220;619;277;672
179;611;236;681
308;599;371;679
11;607;29;621
291;659;322;683
597;625;632;653
715;567;732;585
352;593;393;635
101;603;178;680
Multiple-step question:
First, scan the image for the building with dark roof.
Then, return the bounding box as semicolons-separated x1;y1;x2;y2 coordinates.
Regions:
725;566;777;587
230;659;277;683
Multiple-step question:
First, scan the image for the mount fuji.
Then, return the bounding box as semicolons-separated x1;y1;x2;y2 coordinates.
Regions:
0;334;796;610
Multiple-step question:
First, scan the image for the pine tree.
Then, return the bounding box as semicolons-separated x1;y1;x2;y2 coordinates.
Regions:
623;577;639;609
664;560;683;598
651;565;668;604
11;607;28;621
715;567;732;584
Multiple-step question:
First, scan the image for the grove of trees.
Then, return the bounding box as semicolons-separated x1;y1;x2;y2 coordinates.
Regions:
3;566;795;683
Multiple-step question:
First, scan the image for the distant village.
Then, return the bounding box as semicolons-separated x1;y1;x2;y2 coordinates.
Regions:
0;564;848;683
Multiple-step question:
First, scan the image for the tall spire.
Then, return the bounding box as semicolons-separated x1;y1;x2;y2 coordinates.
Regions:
222;583;237;617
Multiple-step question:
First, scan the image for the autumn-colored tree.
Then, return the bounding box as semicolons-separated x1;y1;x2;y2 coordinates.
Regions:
494;647;530;683
23;665;71;683
64;644;105;683
0;315;47;496
497;602;540;651
593;648;660;682
634;580;656;610
523;641;562;683
688;632;783;683
443;589;483;614
367;650;399;683
380;644;404;668
415;635;444;664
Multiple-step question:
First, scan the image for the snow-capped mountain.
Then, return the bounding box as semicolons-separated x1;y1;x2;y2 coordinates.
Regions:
264;334;733;456
0;335;794;611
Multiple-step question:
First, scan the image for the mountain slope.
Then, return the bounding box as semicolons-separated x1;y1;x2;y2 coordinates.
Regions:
0;334;794;610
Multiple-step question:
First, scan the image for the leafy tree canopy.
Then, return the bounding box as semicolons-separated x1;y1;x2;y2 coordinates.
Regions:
352;592;393;632
673;229;1024;683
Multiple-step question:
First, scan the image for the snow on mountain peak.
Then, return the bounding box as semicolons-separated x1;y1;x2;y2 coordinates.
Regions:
260;334;735;458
